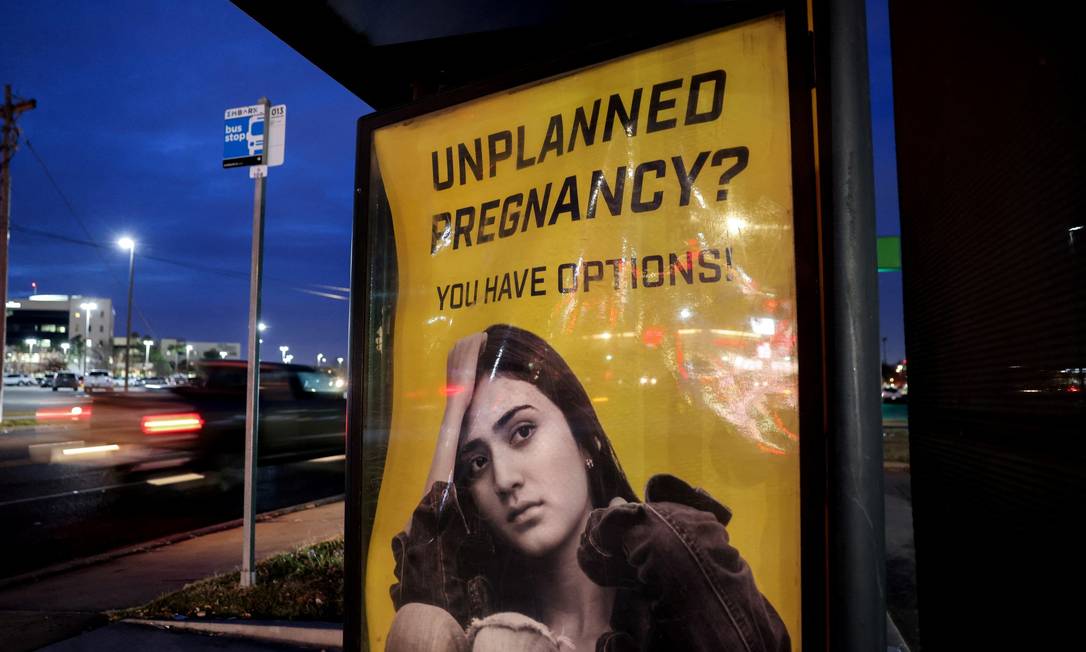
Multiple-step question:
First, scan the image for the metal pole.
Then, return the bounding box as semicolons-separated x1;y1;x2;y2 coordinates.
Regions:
0;84;36;422
123;247;134;391
241;97;270;588
827;0;886;649
83;312;90;377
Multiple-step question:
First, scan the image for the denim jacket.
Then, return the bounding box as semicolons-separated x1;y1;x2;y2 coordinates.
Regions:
391;474;791;651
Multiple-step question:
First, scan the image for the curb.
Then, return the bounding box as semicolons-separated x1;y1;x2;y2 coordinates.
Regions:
124;618;342;649
887;610;911;651
0;494;345;591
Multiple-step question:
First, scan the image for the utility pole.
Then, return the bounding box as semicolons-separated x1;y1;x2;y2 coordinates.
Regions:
0;85;37;422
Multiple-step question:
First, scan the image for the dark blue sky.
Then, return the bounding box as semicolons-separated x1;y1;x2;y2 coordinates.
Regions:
867;0;906;363
1;0;905;366
2;1;369;366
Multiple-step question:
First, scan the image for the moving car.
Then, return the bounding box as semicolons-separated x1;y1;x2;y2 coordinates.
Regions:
79;360;345;472
3;373;32;386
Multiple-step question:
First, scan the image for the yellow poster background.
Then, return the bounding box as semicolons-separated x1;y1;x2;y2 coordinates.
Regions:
366;14;801;649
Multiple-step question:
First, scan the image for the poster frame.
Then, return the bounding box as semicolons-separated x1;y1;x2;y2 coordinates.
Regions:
344;2;827;649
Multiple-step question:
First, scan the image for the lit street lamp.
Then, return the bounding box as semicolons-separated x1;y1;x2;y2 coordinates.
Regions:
337;357;344;368
219;351;228;360
61;341;71;366
79;302;98;376
279;345;289;363
316;353;326;367
118;236;136;391
143;339;154;374
185;344;193;372
25;338;37;373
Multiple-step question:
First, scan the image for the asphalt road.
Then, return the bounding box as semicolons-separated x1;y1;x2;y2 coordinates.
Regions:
0;387;344;580
2;385;89;417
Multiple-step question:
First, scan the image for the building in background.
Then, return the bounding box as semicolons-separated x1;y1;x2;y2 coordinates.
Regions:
109;337;243;378
4;294;114;373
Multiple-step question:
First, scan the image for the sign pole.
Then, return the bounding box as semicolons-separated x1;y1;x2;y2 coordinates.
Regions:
241;97;270;588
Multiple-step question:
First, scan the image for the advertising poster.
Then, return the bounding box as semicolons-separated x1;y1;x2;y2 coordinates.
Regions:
361;14;802;650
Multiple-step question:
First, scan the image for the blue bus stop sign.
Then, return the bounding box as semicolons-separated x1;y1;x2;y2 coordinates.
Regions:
223;104;265;168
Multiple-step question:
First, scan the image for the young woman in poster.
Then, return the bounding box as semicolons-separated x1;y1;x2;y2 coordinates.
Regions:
386;324;790;651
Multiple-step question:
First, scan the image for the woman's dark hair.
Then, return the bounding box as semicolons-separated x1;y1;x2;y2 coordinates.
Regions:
460;324;638;506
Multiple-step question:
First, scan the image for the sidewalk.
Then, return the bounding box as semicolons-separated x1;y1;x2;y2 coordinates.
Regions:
0;499;344;651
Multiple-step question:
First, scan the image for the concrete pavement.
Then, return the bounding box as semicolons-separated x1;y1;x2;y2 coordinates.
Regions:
0;499;344;651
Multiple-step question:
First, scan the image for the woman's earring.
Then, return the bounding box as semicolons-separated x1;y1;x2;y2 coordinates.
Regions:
584;457;594;469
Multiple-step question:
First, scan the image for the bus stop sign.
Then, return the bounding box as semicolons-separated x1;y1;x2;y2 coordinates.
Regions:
223;104;265;168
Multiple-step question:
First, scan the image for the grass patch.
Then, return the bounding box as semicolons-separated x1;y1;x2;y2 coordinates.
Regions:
0;417;38;429
883;427;911;465
114;537;343;622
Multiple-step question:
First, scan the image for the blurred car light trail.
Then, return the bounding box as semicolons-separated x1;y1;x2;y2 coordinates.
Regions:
61;444;120;456
140;413;204;435
146;473;205;487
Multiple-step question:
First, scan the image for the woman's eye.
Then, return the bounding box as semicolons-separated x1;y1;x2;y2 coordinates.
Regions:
511;423;535;444
469;456;488;473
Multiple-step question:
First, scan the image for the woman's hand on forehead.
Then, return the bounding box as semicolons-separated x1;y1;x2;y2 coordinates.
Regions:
414;332;490;518
446;332;488;405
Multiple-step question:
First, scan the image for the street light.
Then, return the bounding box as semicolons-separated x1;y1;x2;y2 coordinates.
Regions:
337;357;344;368
185;344;193;373
118;236;136;391
279;345;289;363
143;339;154;375
316;353;325;367
79;302;98;376
61;341;71;366
25;338;37;373
219;351;228;360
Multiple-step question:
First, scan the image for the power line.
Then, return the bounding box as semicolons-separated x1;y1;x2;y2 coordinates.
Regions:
9;224;348;300
22;137;159;337
19;139;348;302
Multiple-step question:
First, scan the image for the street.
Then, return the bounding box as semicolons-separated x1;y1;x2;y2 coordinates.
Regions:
1;385;89;419
0;386;345;580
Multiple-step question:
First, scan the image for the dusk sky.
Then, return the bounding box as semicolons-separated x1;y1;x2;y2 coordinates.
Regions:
2;0;905;366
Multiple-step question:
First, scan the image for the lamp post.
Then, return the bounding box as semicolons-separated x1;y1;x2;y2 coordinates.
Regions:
219;350;228;360
118;236;136;391
25;338;36;374
61;341;70;367
337;357;343;369
316;353;325;367
143;339;153;375
79;302;98;376
279;345;289;363
185;344;193;373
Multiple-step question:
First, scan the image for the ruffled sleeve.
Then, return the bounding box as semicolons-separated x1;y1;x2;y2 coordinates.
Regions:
390;481;494;627
578;474;791;652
